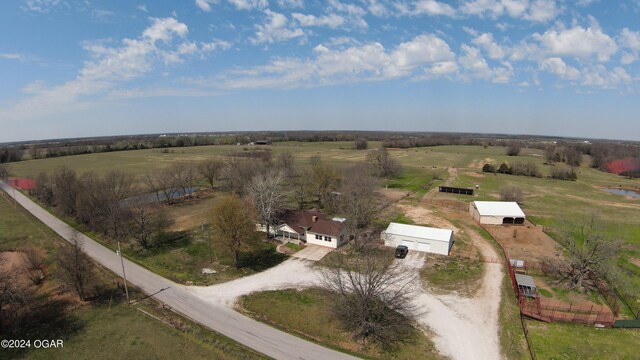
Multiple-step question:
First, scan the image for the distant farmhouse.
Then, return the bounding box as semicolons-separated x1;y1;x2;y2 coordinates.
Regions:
382;222;454;256
259;210;348;248
469;201;525;225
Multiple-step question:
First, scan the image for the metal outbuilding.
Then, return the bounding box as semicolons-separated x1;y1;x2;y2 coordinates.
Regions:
469;201;526;225
382;222;454;256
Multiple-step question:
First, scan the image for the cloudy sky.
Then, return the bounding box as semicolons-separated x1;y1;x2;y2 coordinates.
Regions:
1;0;640;142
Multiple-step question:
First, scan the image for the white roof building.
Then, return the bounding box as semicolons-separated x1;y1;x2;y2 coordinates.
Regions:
470;201;526;225
382;222;454;256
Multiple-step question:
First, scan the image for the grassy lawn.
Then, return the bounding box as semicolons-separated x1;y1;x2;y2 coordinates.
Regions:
526;321;640;360
17;299;265;360
420;256;484;296
0;192;263;360
238;288;445;360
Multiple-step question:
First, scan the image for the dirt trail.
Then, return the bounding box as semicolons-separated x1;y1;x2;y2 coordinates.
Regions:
398;205;504;360
423;167;458;201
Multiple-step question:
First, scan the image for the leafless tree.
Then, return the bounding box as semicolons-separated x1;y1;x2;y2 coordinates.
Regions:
500;186;523;204
339;164;378;250
20;248;46;286
293;169;313;209
354;138;368;150
367;147;402;187
246;169;286;239
0;163;9;179
58;232;94;301
276;151;295;177
506;142;522;156
544;214;622;292
211;195;256;268
126;198;170;250
310;158;341;208
222;155;265;195
198;158;225;189
52;166;78;216
77;171;133;238
34;171;54;206
144;162;194;204
321;251;418;348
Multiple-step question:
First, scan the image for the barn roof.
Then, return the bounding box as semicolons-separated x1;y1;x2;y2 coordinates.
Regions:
384;222;453;243
515;274;537;289
472;201;525;218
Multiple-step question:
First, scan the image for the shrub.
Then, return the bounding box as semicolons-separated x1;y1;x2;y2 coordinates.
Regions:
482;163;496;173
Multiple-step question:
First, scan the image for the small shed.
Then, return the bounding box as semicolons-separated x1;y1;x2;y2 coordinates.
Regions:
469;201;526;225
382;222;453;256
515;273;538;298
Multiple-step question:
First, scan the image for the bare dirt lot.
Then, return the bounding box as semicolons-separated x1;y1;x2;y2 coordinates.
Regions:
484;222;560;262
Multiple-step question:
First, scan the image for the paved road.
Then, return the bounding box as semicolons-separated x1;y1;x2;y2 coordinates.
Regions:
1;181;358;360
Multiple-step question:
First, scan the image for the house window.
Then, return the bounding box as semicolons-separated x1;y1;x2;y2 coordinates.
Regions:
315;234;322;240
324;236;331;241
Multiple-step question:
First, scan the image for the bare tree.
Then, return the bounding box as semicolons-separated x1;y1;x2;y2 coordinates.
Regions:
20;248;46;286
367;147;402;187
276;151;295;177
58;233;94;301
293;169;313;209
506;142;522;156
34;171;54;206
246;169;286;239
0;163;9;179
222;155;265;195
52;166;78;216
310;158;341;208
144;162;194;204
500;186;523;204
127;198;170;250
321;251;418;348
211;195;256;268
354;138;368;150
339;163;378;250
544;214;622;292
198;158;225;189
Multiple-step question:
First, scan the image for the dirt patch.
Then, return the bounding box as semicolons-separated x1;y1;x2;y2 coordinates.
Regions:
630;257;640;268
379;188;409;202
468;157;496;169
0;251;27;272
483;222;560;263
464;171;485;178
397;204;459;233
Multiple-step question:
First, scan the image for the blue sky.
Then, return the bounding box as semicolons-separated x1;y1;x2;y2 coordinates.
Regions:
1;0;640;142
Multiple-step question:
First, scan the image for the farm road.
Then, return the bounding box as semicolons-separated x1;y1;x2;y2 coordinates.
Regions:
0;181;358;360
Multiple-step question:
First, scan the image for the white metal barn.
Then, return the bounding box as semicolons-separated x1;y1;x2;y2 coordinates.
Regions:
382;222;454;256
469;201;526;225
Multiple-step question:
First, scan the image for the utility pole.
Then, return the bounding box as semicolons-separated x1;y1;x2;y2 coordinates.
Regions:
117;242;130;304
202;223;215;263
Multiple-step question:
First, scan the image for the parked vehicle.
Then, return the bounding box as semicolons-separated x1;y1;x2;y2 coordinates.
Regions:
395;245;409;259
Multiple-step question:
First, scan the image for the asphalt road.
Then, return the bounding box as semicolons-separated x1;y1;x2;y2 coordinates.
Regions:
1;181;359;360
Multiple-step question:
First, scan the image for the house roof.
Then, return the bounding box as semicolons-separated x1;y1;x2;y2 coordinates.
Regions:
472;201;525;218
384;222;453;243
279;209;343;237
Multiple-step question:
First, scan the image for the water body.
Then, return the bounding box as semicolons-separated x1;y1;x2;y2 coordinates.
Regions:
122;187;199;206
604;188;640;199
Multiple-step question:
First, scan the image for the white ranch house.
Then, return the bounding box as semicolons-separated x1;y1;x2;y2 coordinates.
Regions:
258;210;348;249
382;222;454;256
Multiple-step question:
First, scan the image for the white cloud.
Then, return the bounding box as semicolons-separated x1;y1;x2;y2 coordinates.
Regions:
472;33;505;59
458;44;513;83
1;17;228;121
522;0;560;22
327;0;368;29
22;0;63;13
292;13;345;28
277;0;303;8
0;53;27;61
136;4;148;12
220;33;454;88
195;0;218;12
252;10;305;44
364;0;388;16
460;0;504;18
412;0;456;16
540;57;580;80
618;28;640;64
581;65;631;88
533;25;617;61
227;0;268;10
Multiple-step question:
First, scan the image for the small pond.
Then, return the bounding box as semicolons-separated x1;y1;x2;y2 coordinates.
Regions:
603;188;640;199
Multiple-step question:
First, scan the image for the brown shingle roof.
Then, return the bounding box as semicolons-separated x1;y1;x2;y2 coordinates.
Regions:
279;209;343;238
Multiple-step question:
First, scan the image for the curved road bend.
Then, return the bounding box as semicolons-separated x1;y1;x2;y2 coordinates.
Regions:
1;181;358;360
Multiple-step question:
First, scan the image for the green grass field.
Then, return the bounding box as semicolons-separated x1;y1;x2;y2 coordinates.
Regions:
0;193;262;360
6;141;640;359
239;288;445;360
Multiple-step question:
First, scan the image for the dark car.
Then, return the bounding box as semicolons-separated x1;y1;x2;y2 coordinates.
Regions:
395;245;409;259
